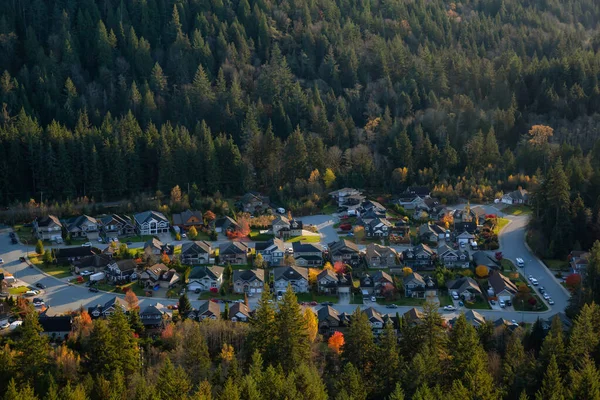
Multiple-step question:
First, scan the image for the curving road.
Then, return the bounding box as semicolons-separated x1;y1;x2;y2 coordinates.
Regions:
0;207;570;322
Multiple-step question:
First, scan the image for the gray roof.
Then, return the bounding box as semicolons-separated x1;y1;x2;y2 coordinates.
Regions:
134;210;168;224
447;277;482;294
292;242;324;253
219;242;249;255
273;266;309;281
233;269;265;284
189;266;224;280
36;215;62;228
488;271;518;295
472;251;500;268
328;239;360;255
172;210;203;226
404;272;426;286
181;240;211;255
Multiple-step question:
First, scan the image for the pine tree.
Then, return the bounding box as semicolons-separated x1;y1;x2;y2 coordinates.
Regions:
535;355;565;400
568;356;600;400
375;321;402;398
388;384;405;400
156;358;192;399
539;315;565;371
178;320;211;385
86;319;116;377
108;306;139;375
342;308;376;381
568;303;600;367
247;285;276;364
336;363;367;400
274;285;310;372
178;294;193;320
17;312;50;381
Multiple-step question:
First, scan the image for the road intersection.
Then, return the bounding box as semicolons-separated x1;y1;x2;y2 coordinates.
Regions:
0;205;571;323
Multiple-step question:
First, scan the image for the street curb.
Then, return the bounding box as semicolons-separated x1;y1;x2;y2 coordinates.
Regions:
523;238;571;297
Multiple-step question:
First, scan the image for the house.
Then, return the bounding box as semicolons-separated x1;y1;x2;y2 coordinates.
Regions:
38;316;73;340
402;244;435;269
363;307;385;330
254;238;285;266
416;197;443;214
472;251;500;270
469;206;488;225
403;272;437;298
72;254;113;273
214;216;240;234
419;223;446;244
133;211;170;235
316;269;339;294
140;303;171;328
397;195;426;211
405;186;431;198
272;216;290;237
64;215;99;239
277;219;304;239
447;277;482;301
180;241;212;264
328;240;361;267
140;263;180;289
88;296;128;318
364;244;399;269
172;210;204;231
53;247;100;264
190;301;221;320
360;271;394;295
187;266;224;292
106;259;138;283
233;269;265;294
144;238;165;257
99;214;136;237
357;215;393;237
317;305;342;335
569;251;590;273
219;242;249;265
403;308;424;325
239;192;270;214
455;230;476;246
450;310;486;328
33;215;63;240
329;188;364;207
454;221;478;235
437;244;470;268
273;266;309;294
360;200;387;217
230;302;251;322
542;312;573;332
502;189;529;205
488;271;518;302
293;242;324;267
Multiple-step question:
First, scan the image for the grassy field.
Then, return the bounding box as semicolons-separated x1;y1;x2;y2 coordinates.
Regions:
249;230;274;241
543;259;569;271
198;292;244;301
501;259;517;272
321;204;337;215
29;256;73;279
13;224;51;246
286;235;321;243
513;294;548;312
438;293;453;307
503;204;532;216
494;218;510;234
9;286;29;295
464;299;492;310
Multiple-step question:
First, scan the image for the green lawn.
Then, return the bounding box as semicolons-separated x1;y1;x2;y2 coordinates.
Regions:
286;235;321;243
9;286;29;295
122;235;156;243
296;293;338;303
503;204;532;216
543;259;569;271
501;259;516;272
93;282;148;296
29;256;73;279
350;295;363;305
493;218;510;234
513;294;548;312
321;204;337;215
249;230;275;241
464;299;492;310
438;293;453;307
190;231;211;241
13;224;51;246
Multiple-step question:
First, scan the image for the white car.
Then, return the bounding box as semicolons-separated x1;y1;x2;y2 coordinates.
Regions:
370;296;376;302
516;258;524;267
80;270;93;276
451;291;459;300
543;293;550;300
98;237;103;243
548;298;555;305
181;233;187;238
531;278;539;286
443;305;456;311
0;322;9;329
528;275;534;281
33;300;44;307
511;320;518;326
81;242;92;247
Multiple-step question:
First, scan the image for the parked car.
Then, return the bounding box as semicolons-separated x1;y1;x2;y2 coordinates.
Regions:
19;257;26;262
181;233;187;238
9;232;15;238
11;238;17;244
548;298;555;305
339;223;352;231
506;300;512;306
490;300;496;305
0;322;9;330
511;320;519;326
386;304;398;309
516;258;525;268
458;301;464;307
35;283;46;289
528;275;534;281
538;286;545;294
89;287;99;293
98;237;103;242
443;305;456;311
370;296;376;302
531;278;539;286
451;291;459;300
499;300;506;308
0;258;3;264
33;298;44;307
543;293;550;300
80;271;93;276
0;292;8;297
81;242;92;247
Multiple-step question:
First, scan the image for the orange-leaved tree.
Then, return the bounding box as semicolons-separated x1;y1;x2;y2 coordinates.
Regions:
125;290;139;310
328;331;345;354
475;265;488;278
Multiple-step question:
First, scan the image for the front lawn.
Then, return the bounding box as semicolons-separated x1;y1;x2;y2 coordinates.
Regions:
198;292;244;301
513;294;548;312
122;235;156;243
543;259;569;271
296;293;338;303
286;235;321;243
493;218;510;234
503;204;532;216
9;286;29;295
350;295;363;304
464;299;492;310
29;256;73;279
12;224;42;245
249;230;274;241
93;282;148;296
321;204;337;215
438;293;453;307
501;259;516;272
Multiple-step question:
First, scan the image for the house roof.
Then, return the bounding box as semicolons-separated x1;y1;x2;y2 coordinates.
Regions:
38;316;72;333
363;307;384;323
365;243;398;259
233;269;265;283
197;301;220;317
73;254;113;269
405;186;430;197
112;259;137;272
134;210;168;225
36;215;62;228
230;302;251;319
215;216;239;229
255;238;285;252
241;192;268;204
404;272;426;286
54;247;100;259
404;244;435;257
66;215;98;231
470;206;487;218
140;302;169;317
292;242;324;253
144;238;164;251
328;239;360;255
317;305;340;322
505;189;528;201
172;210;203;226
272;215;290;226
419;223;443;237
189;266;225;281
273;266;309;281
489;271;518;295
329;188;361;197
99;214;133;227
361;199;386;212
472;251;500;269
104;296;128;310
220;241;248;255
447;277;482;294
147;263;169;276
317;269;338;281
372;270;393;284
403;307;424;323
181;240;211;255
464;310;485;326
454;222;477;234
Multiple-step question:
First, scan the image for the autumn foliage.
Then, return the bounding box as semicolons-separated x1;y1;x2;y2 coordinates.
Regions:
333;261;347;274
328;331;345;354
475;265;489;278
566;274;582;289
125;290;139;310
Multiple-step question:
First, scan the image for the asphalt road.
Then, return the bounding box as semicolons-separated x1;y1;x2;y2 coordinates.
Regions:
0;207;570;322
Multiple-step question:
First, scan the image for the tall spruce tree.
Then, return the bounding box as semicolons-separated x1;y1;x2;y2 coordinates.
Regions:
274;285;310;372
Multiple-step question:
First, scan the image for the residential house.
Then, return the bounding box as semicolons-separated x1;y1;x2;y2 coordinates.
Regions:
190;301;221;320
397;195;426;211
172;210;204;230
360;200;387;217
403;272;437;298
219;242;249;265
488;271;518;302
88;297;128;318
502;189;529;205
402;244;435;269
53;247;100;264
233;269;265;294
64;215;99;239
180;241;212;264
99;214;135;237
419;223;446;244
230;302;252;322
403;308;424;325
133;211;170;235
72;254;113;273
273;266;309;294
0;304;12;326
364;244;399;269
293;242;324;267
139;303;171;328
239;192;270;214
317;305;342;335
106;259;138;283
542;312;573;332
404;186;431;198
254;238;285;266
494;318;520;332
437;244;470;268
140;263;180;289
472;251;500;271
455;231;476;246
569;251;590;274
360;271;394;295
454;221;478;235
416;197;443;215
277;219;304;239
328;239;361;267
357;214;393;237
144;238;165;257
33;215;63;240
329;188;364;208
363;307;385;330
447;277;483;301
187;266;224;292
214;216;240;234
38;316;73;340
316;269;340;294
450;310;486;328
271;216;290;237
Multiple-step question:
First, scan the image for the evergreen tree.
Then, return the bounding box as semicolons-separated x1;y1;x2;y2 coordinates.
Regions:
375;321;402;398
156;358;192;399
179;294;193;320
17;312;50;381
274;285;310;372
342;308;376;385
568;356;600;400
247;286;276;364
108;307;139;375
535;355;565;400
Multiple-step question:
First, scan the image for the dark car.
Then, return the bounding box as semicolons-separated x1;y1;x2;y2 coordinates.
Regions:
506;300;512;306
11;238;17;244
19;256;26;262
9;232;15;238
35;283;46;289
89;287;99;293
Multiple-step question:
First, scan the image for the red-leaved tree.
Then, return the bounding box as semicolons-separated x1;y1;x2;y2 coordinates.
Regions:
328;331;345;354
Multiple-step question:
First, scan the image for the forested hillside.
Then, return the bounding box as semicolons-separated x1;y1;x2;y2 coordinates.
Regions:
1;0;600;209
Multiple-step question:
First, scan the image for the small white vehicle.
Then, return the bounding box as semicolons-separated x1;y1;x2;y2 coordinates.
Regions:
499;300;506;308
370;296;376;302
531;278;539;286
451;291;459;300
81;242;92;247
516;258;525;268
543;293;550;300
277;207;286;214
443;305;456;311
